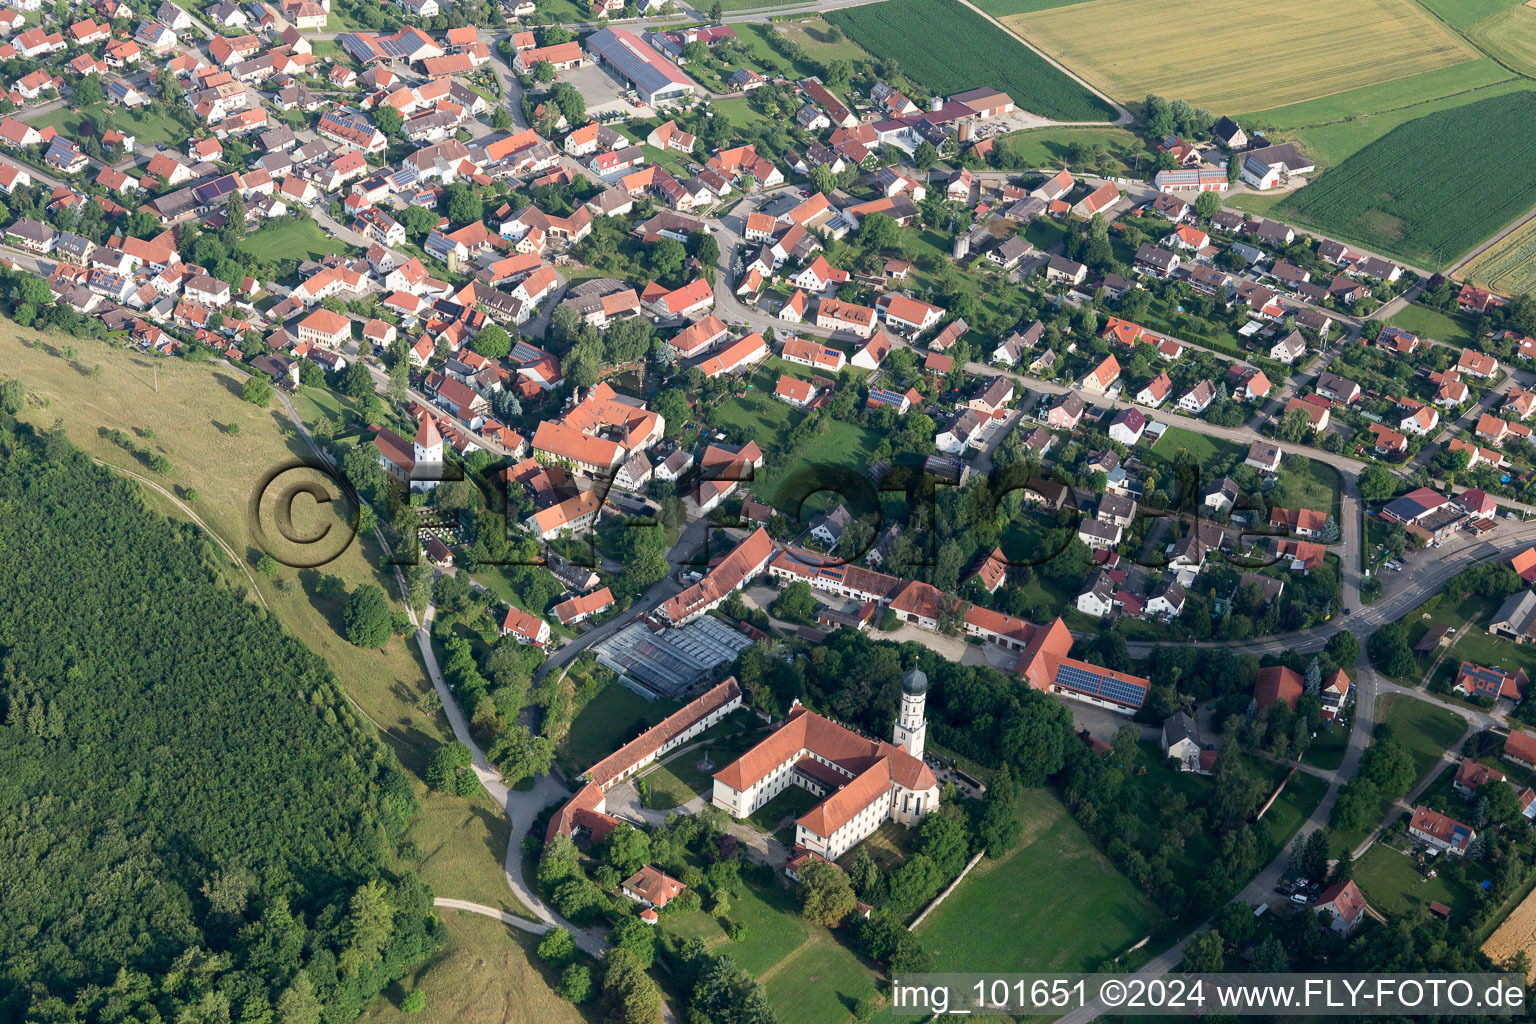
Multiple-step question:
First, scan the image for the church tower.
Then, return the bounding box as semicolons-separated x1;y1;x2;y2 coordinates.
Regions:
893;664;928;761
411;416;444;491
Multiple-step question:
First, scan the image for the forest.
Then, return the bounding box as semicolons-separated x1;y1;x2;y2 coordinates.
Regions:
0;409;440;1023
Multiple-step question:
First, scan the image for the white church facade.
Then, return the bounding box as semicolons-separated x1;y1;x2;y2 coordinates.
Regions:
711;667;940;861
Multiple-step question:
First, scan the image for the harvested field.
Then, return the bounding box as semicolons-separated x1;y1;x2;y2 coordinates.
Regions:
1462;216;1536;297
1006;0;1477;111
1483;887;1536;978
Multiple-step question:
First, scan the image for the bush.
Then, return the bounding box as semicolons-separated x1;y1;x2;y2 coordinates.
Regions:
557;963;593;1003
241;374;273;407
401;990;426;1014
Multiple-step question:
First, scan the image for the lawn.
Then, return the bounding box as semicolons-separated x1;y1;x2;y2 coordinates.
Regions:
744;784;822;833
918;789;1158;972
772;16;872;64
1380;693;1468;782
664;866;879;1024
360;911;593;1024
639;762;701;809
1269;457;1342;519
1462;215;1536;297
1006;0;1476;111
398;785;535;917
555;679;682;775
117;105;192;149
1387;303;1479;346
1354;842;1489;925
1150;423;1244;474
1240;59;1516;130
995;126;1146;174
240;216;353;265
1278;90;1536;270
825;0;1116;122
1467;3;1536;76
1303;718;1351;771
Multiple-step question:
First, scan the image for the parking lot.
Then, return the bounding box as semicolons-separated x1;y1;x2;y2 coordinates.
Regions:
561;62;646;119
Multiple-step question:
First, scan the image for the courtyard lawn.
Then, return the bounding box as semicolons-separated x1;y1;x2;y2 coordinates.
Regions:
1269;457;1343;519
1354;841;1489;925
240;217;353;265
117;105;192;149
639;762;701;810
745;785;822;833
918;789;1158;972
555;681;682;776
1388;303;1480;347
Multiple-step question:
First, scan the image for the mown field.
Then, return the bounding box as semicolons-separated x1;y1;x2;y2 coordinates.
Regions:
825;0;1116;122
1416;0;1524;28
1240;59;1514;131
917;790;1158;973
1467;4;1536;75
1278;90;1536;269
1463;214;1536;297
1006;0;1477;112
995;126;1144;172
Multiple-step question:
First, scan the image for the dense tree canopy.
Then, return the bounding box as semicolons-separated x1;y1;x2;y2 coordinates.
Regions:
0;420;438;1023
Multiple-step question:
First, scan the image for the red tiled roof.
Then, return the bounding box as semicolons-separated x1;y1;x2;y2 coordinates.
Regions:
1254;665;1303;709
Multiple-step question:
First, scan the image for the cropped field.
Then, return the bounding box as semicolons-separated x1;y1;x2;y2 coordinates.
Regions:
825;0;1116;122
1467;4;1536;75
1463;215;1536;296
1278;90;1536;269
1006;0;1477;112
1485;885;1536;979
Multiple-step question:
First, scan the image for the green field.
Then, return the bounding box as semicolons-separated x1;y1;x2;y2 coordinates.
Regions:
1278;90;1536;269
1380;693;1468;783
1269;458;1343;519
361;912;589;1024
240;217;354;265
555;681;681;775
665;868;879;1024
1281;77;1534;169
773;16;873;63
1354;841;1488;925
1240;59;1516;131
918;790;1157;972
995;126;1145;173
1150;424;1244;470
825;0;1116;122
1417;0;1524;28
1387;303;1479;346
